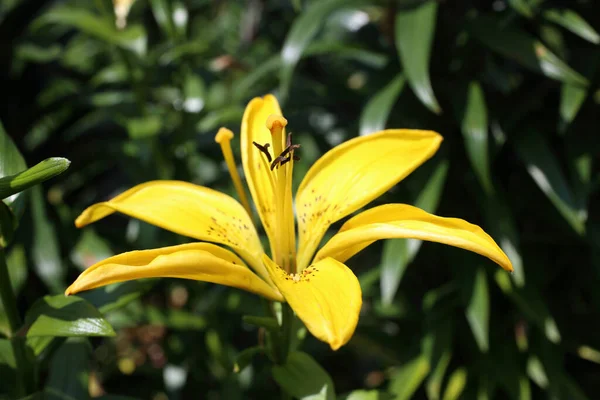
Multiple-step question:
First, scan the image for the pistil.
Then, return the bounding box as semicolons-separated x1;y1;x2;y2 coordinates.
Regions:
215;128;252;217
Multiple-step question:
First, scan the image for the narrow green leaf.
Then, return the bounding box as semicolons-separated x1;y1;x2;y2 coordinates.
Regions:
465;268;490;352
304;42;388;69
380;161;448;305
146;306;206;330
507;0;544;17
272;351;335;400
79;281;148;314
7;244;28;295
149;0;175;39
339;390;394;400
34;7;147;55
0;158;70;201
527;356;548;389
0;339;17;395
242;315;280;331
182;72;206;114
468;15;588;86
46;339;91;400
388;355;430;400
515;130;586;235
31;186;64;292
460;82;493;195
544;9;600;44
559;83;587;132
359;75;405;136
0;200;17;248
495;271;561;343
442;368;467;400
279;0;365;100
395;1;441;114
0;122;27;219
24;295;115;337
426;351;451;400
233;346;262;373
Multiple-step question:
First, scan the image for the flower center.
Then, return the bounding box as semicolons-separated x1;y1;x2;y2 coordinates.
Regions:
252;115;301;273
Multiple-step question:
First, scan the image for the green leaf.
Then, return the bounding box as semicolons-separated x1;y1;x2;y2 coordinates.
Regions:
149;0;175;39
359;75;405;136
395;1;441;114
495;271;561;343
515;130;586;235
559;83;587;132
442;368;467;400
46;339;91;400
527;356;548;389
380;160;448;305
80;281;149;314
272;351;335;400
388;355;430;400
34;7;147;55
31;186;64;292
339;390;394;400
146;306;206;330
6;244;28;295
233;346;262;373
507;0;544;18
0;339;17;395
0;122;27;219
0;200;17;248
468;15;588;86
543;9;600;44
465;268;489;352
0;158;70;201
242;315;280;331
426;350;451;400
279;0;364;100
24;295;115;337
459;82;493;195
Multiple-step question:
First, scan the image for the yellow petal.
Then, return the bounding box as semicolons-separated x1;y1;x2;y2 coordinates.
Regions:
315;204;513;272
241;95;284;260
296;130;443;270
66;243;283;302
263;255;362;350
75;180;270;282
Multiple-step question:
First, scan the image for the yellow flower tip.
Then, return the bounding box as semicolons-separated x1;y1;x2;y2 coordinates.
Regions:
266;114;288;131
215;127;234;144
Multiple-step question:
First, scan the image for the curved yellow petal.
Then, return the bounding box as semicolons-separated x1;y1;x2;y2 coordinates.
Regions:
75;180;269;282
66;243;283;302
315;204;513;272
296;130;443;270
241;95;284;260
263;255;362;350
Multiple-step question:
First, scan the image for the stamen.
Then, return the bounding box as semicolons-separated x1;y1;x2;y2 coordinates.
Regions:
252;142;272;163
215;127;252;216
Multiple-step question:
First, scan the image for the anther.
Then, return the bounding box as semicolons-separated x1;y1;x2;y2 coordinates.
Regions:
269;133;301;170
252;142;272;163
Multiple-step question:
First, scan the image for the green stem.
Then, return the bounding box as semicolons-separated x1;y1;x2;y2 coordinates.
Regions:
279;303;294;364
0;250;30;396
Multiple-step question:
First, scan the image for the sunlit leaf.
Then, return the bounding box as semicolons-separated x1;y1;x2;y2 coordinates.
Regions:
24;295;115;337
465;268;489;352
272;351;335;400
458;82;493;194
389;355;430;400
559;83;587;132
442;368;467;400
515;130;586;235
468;15;588;86
359;75;405;136
544;9;600;44
279;0;366;100
395;1;441;114
0;122;27;219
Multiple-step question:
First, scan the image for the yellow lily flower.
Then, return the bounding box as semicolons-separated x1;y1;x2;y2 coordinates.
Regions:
66;95;512;350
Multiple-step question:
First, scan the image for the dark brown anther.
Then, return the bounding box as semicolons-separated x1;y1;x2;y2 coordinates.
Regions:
253;141;272;163
267;133;302;170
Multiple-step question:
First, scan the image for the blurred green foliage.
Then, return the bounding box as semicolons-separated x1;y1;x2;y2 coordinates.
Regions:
0;0;599;398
